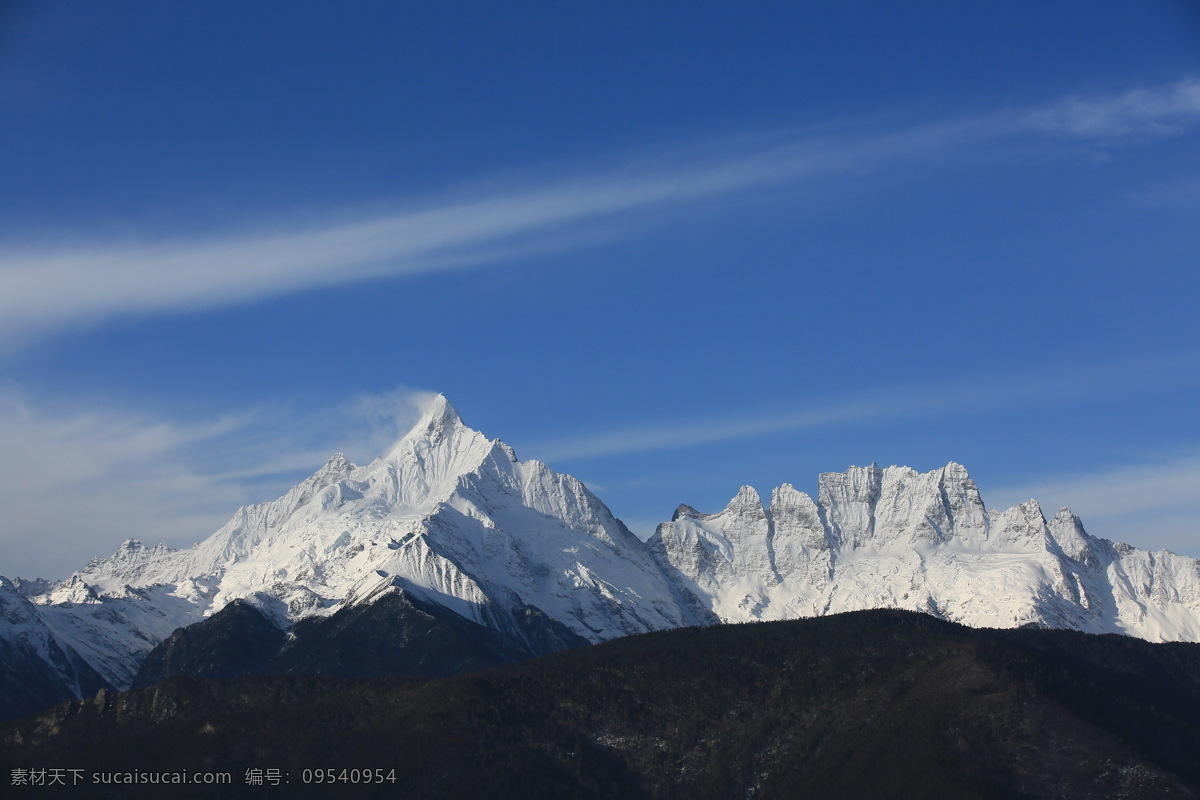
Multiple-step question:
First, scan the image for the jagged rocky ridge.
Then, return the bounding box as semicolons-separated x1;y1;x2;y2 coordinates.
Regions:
2;396;1199;720
649;462;1200;641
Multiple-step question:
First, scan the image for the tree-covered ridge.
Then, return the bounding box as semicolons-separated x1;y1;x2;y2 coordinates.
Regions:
4;609;1199;799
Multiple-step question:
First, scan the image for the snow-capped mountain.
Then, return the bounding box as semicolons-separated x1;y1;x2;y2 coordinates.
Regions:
148;394;706;638
2;396;709;709
649;462;1200;641
3;397;1200;721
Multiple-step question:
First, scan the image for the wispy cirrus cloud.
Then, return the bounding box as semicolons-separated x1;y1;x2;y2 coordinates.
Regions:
1017;78;1200;139
2;78;1199;350
988;454;1200;558
0;394;250;580
526;354;1200;462
523;350;1200;556
0;386;434;580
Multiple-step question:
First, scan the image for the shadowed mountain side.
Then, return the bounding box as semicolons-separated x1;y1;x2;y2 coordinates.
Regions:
0;632;112;725
0;577;114;722
133;588;587;689
5;610;1199;799
130;601;287;687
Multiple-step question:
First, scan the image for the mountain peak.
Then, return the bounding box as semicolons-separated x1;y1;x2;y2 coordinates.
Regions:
723;485;766;519
407;394;463;442
671;504;702;522
314;452;353;479
421;392;456;420
941;461;970;479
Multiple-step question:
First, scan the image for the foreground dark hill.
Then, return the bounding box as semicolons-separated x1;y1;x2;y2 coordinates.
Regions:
4;610;1200;799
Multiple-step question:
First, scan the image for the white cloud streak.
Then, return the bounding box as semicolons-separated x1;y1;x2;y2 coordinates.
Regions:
527;354;1200;462
1018;78;1200;139
2;79;1199;348
0;395;249;580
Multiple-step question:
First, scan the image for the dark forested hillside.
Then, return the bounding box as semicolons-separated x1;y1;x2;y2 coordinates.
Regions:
4;609;1199;799
131;589;584;690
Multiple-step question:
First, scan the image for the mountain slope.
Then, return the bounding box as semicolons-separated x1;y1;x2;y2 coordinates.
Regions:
0;577;112;721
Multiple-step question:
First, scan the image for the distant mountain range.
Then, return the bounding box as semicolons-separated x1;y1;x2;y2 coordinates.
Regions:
3;396;1199;721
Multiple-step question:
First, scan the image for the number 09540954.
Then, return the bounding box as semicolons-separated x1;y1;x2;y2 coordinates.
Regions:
300;768;397;784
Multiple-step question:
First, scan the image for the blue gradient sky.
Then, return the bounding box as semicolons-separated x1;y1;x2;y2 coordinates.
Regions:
2;1;1199;577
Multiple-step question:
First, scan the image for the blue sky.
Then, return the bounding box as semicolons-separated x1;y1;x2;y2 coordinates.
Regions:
2;1;1199;578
